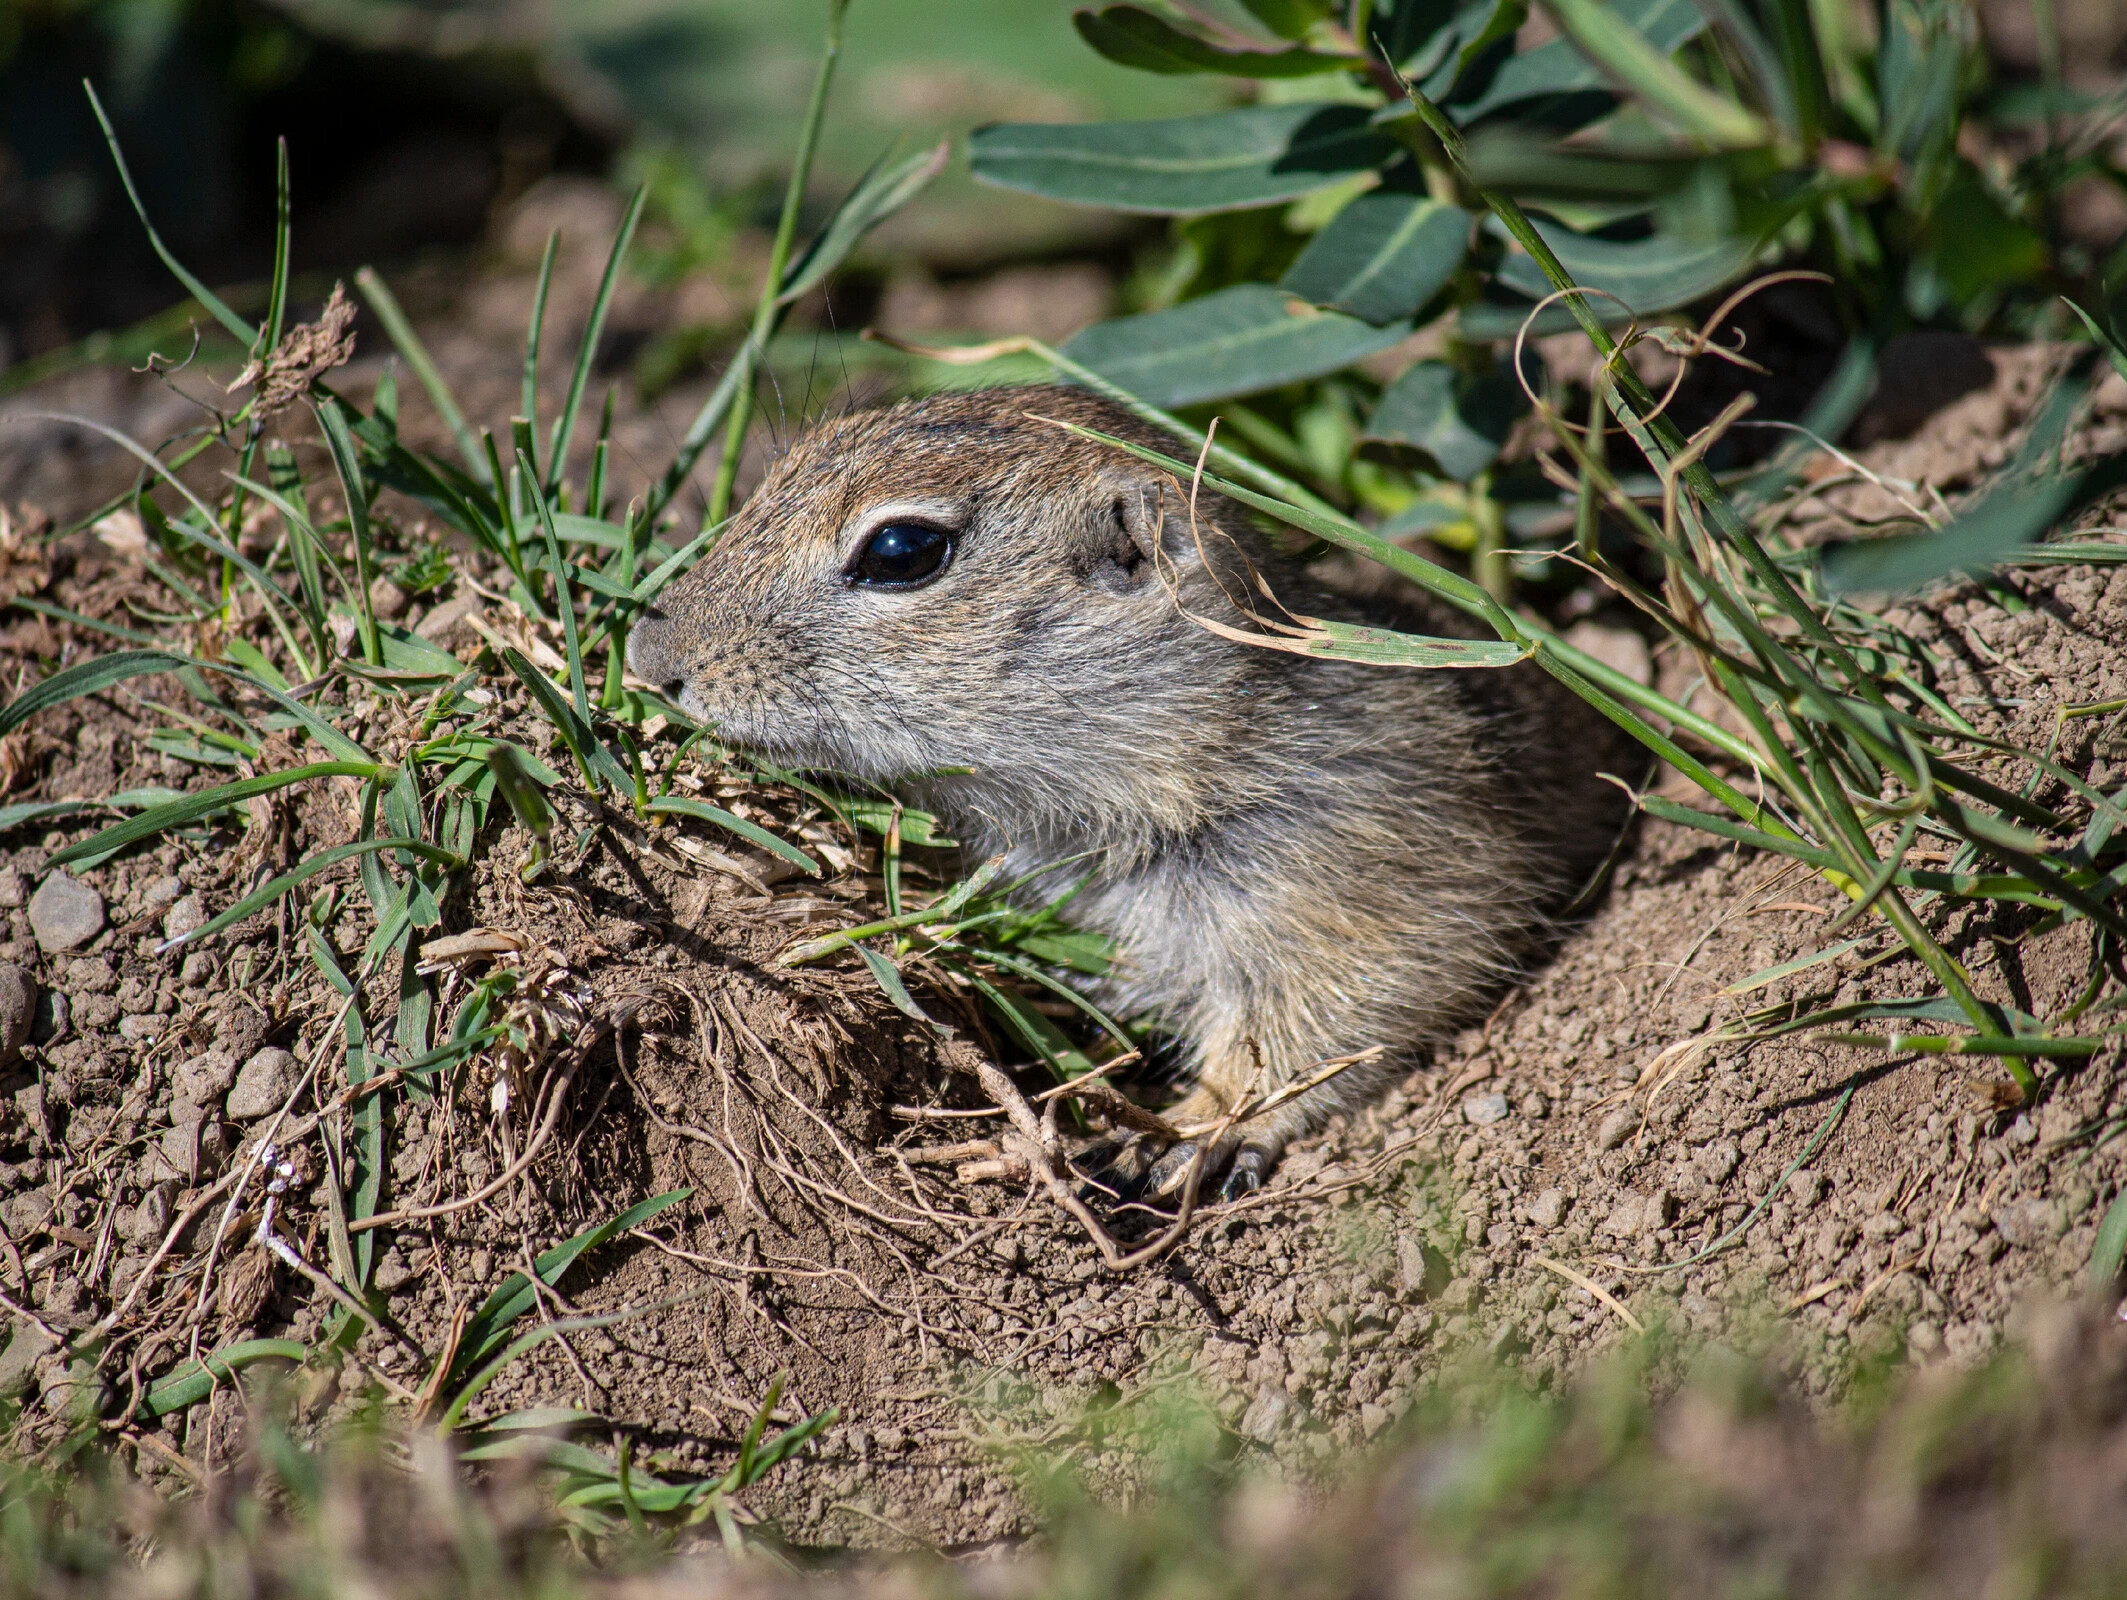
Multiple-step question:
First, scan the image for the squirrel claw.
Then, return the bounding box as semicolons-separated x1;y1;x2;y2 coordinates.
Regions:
1220;1146;1269;1201
1144;1140;1211;1202
1073;1138;1151;1203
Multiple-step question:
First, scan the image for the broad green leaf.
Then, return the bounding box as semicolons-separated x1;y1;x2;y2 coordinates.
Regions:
833;796;956;848
782;141;952;307
46;761;379;869
1280;179;1470;324
1449;0;1707;121
1237;0;1334;39
1364;358;1527;481
1373;0;1462;72
970;103;1393;215
1492;217;1759;316
1451;0;1531;81
646;796;820;875
1062;283;1411;408
1906;164;2047;316
1073;6;1361;77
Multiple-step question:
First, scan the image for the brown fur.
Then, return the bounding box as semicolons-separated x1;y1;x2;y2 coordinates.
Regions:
628;387;1635;1194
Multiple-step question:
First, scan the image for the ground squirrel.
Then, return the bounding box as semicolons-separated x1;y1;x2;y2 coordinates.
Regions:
628;387;1635;1198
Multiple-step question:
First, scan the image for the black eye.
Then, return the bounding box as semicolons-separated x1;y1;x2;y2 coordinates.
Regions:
848;521;951;588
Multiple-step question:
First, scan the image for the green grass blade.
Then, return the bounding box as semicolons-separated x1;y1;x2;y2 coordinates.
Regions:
777;140;951;308
546;189;646;497
646;795;820;874
161;837;456;953
519;449;589;721
137;1339;307;1419
0;650;192;739
641;355;747;531
265;441;334;647
521;232;559;487
46;760;379;868
497;647;631;794
707;0;853;529
1542;0;1772;147
263;138;292;356
855;945;948;1029
450;1190;693;1386
315;395;383;666
22;414;310;660
353;267;489;485
83;81;256;346
2089;1188;2127;1299
309;931;382;1307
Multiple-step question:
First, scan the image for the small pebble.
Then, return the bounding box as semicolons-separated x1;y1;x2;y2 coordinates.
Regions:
226;1047;301;1121
162;894;207;945
0;965;35;1066
1600;1188;1672;1238
1595;1106;1638;1151
1785;1169;1825;1207
368;574;412;621
1238;1387;1289;1443
143;875;185;907
1527;1188;1568;1229
1991;1197;2061;1248
28;872;104;954
1462;1092;1510;1126
173;1051;239;1111
0;869;25;910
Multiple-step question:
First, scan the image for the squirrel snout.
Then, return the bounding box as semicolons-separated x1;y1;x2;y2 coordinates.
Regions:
625;609;692;702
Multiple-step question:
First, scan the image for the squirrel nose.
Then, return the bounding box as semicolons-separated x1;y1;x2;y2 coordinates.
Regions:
625;610;689;700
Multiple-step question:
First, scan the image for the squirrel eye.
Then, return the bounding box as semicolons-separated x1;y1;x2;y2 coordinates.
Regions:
847;521;951;588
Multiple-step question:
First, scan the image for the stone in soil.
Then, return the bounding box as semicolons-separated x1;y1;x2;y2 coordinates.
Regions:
27;873;102;953
226;1047;300;1120
1462;1092;1510;1126
0;964;34;1066
172;1050;239;1112
161;894;206;944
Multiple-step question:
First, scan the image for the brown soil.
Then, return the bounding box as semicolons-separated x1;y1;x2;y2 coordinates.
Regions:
0;181;2123;1555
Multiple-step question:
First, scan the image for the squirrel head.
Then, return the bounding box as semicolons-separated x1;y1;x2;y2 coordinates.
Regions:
627;388;1285;823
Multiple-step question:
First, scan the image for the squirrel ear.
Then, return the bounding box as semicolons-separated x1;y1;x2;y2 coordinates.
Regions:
1106;477;1197;575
